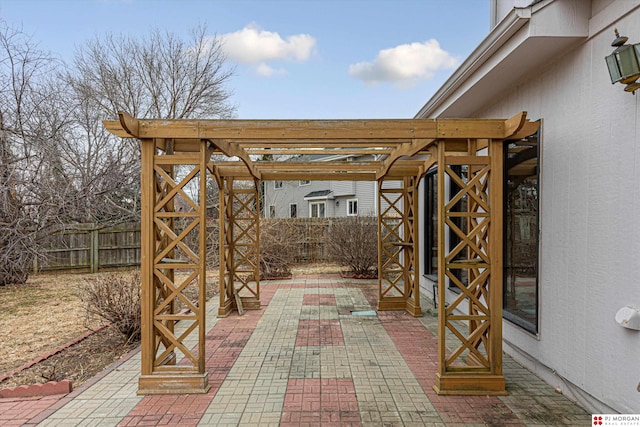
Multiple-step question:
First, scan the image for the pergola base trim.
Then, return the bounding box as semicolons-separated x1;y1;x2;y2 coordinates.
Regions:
377;297;422;317
137;373;211;395
218;299;234;317
218;296;261;317
433;373;507;396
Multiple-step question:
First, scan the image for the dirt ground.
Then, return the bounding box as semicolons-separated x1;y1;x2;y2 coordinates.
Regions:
0;270;142;389
0;264;341;390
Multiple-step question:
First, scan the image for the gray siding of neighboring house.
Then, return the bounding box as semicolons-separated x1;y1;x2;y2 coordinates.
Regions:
263;154;384;218
264;179;379;218
331;181;355;196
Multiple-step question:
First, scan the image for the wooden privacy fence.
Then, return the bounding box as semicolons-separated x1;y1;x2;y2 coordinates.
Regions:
33;218;341;273
34;223;142;273
273;217;332;262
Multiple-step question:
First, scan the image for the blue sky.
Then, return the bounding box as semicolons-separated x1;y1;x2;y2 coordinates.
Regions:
0;0;490;119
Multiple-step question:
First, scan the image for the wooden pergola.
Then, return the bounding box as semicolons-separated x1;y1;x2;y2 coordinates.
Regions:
104;111;539;396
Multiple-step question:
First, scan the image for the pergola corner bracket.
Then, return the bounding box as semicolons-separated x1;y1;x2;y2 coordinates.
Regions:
209;138;261;180
377;138;435;180
503;111;527;139
118;110;139;137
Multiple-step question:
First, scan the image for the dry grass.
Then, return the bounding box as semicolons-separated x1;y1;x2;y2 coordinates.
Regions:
0;272;104;375
291;262;343;275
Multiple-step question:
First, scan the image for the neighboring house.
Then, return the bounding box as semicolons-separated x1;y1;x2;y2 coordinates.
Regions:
263;154;377;218
418;0;640;414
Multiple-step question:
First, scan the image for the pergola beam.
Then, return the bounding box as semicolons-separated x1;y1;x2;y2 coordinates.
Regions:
104;111;526;141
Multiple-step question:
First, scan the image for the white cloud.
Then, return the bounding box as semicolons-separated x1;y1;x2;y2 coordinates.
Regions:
221;23;316;65
349;39;459;87
255;63;287;77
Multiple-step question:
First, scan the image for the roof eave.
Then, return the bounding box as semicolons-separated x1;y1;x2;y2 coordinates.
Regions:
415;7;531;119
415;0;590;119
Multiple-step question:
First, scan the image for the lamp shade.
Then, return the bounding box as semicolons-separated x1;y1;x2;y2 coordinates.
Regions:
606;53;622;83
606;40;640;92
606;30;640;93
616;44;640;82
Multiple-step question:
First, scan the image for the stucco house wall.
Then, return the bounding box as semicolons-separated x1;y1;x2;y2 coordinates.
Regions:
418;0;640;413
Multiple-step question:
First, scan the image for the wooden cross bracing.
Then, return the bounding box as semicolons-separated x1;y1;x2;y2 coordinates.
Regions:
217;177;261;317
104;111;538;396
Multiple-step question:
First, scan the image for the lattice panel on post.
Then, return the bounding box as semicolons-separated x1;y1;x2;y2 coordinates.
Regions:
434;139;505;395
218;177;260;317
138;141;209;395
377;178;421;316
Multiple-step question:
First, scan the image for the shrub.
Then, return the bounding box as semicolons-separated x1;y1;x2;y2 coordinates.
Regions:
259;218;297;279
80;271;141;343
326;216;378;276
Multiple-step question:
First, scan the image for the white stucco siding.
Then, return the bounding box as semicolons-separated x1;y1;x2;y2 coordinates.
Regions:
472;11;640;412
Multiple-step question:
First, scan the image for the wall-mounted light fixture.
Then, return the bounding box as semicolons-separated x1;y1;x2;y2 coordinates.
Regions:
605;29;640;94
615;306;640;331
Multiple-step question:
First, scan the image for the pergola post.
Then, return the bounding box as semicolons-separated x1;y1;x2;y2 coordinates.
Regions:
218;176;261;317
137;139;210;395
377;177;421;316
433;138;506;395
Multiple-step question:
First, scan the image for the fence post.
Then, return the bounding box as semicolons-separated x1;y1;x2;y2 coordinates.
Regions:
90;226;99;273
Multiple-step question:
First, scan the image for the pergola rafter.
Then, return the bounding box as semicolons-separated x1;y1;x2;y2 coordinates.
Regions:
103;111;538;396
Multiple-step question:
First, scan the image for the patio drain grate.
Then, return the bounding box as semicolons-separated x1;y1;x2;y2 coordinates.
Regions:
350;310;377;316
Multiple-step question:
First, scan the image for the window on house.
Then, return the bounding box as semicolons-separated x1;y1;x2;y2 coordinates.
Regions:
423;170;437;278
310;201;326;218
269;205;276;218
290;204;297;218
423;166;470;288
448;165;468;291
275;181;283;189
347;199;358;216
299;180;310;186
503;129;540;334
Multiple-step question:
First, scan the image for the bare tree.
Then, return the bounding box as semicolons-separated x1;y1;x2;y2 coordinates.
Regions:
67;25;235;120
0;21;68;284
0;22;236;284
59;24;236;222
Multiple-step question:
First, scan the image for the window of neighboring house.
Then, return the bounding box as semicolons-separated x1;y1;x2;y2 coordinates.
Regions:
274;181;283;189
290;204;298;218
299;180;310;186
347;199;358;216
269;205;276;218
423;170;437;279
309;201;326;218
503;128;540;334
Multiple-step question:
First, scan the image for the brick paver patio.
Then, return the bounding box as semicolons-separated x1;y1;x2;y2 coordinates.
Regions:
1;274;590;426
